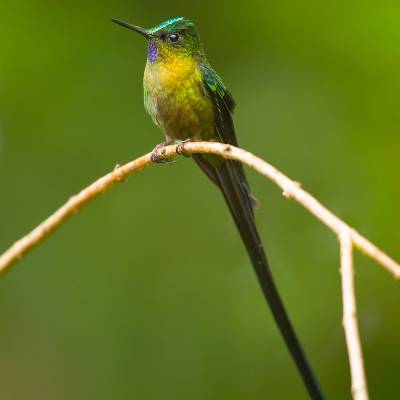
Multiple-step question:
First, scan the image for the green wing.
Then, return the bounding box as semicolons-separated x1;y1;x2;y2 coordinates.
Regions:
199;64;237;145
194;63;255;210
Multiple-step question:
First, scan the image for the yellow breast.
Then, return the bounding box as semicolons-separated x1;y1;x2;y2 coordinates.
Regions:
144;56;214;141
150;57;200;87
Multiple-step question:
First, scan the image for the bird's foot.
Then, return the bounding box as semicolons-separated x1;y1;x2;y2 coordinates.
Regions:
176;139;193;158
151;142;174;164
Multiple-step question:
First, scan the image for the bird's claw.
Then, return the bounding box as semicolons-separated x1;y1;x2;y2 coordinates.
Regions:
176;140;192;158
151;143;174;164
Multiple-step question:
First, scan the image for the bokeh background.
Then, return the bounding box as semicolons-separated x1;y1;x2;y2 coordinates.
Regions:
1;1;399;399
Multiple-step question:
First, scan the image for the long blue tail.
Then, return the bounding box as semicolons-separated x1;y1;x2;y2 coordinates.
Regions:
193;154;323;400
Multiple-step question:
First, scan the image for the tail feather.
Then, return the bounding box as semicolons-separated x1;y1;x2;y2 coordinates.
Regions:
208;158;323;400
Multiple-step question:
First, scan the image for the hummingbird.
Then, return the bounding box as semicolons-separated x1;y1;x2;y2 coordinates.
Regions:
112;17;323;399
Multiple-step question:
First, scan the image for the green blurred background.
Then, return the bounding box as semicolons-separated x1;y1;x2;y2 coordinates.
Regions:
1;1;399;399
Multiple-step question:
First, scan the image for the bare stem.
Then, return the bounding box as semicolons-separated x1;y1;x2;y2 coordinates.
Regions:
1;142;399;278
340;232;369;400
0;141;398;399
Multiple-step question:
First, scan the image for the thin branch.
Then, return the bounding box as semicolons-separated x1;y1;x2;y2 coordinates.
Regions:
1;142;399;278
340;231;369;400
0;152;151;275
1;141;398;399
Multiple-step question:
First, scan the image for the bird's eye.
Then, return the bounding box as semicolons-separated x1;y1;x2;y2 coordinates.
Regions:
168;33;180;43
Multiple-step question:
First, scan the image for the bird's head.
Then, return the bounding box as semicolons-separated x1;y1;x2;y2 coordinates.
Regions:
112;17;204;63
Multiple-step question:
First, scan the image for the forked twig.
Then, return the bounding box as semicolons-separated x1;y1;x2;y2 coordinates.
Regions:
0;142;398;398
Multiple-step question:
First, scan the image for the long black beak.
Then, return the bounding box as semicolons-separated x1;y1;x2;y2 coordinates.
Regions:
111;19;151;39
